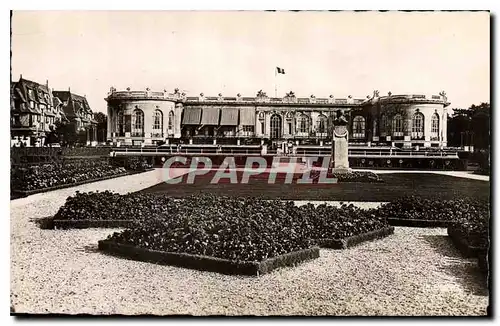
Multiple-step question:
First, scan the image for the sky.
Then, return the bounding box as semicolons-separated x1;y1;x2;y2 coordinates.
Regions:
11;11;490;113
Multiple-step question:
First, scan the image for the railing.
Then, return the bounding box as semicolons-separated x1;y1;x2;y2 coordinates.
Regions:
112;147;262;155
111;146;459;159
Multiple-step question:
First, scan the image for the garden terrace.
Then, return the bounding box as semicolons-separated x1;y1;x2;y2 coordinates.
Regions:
11;168;489;315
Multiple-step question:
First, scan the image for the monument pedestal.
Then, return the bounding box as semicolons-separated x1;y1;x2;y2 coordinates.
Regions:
332;119;351;174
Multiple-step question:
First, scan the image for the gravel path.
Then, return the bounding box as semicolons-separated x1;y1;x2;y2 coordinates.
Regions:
11;170;489;316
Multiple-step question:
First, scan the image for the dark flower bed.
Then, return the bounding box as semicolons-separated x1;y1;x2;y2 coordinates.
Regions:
450;212;490;248
11;160;127;192
96;194;391;262
375;196;488;222
53;190;180;222
105;195;316;262
375;196;490;251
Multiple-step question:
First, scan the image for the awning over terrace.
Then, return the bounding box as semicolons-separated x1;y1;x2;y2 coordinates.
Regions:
182;107;202;125
200;107;220;125
239;108;255;126
219;107;239;126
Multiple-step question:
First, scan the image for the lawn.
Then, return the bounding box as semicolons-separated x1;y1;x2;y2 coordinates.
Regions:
139;172;490;201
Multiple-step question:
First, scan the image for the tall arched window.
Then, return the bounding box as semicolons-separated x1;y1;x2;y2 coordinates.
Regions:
116;111;124;136
352;116;366;139
431;113;439;140
297;114;311;134
270;114;282;139
411;112;424;139
316;114;328;134
392;114;403;137
132;109;144;136
152;109;163;137
168;111;174;132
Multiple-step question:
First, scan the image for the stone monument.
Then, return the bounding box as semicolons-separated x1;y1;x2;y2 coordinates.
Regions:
332;110;351;174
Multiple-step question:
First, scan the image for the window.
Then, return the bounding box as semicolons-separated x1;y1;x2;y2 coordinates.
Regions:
270;114;282;138
392;114;403;137
261;122;265;134
152;109;163;135
168;111;174;131
352;116;366;139
431;113;439;140
411;112;424;139
132;109;144;136
30;101;34;109
297;114;311;134
316;114;328;134
288;122;292;134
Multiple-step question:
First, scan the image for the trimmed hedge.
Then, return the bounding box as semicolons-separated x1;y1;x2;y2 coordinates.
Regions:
447;226;488;258
98;240;320;276
386;218;452;228
314;226;395;249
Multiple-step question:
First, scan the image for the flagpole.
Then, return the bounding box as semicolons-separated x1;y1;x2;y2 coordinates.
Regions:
274;68;277;97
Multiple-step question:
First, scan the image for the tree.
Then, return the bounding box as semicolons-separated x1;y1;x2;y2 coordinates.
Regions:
447;102;490;150
93;112;107;143
54;120;86;147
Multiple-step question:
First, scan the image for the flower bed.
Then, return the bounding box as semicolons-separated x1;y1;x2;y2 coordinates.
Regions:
98;240;320;276
447;225;489;258
11;159;128;193
376;196;489;228
446;207;489;275
95;195;393;274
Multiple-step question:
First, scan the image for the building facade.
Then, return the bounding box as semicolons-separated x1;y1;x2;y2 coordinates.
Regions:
105;88;450;148
10;75;98;147
52;90;98;145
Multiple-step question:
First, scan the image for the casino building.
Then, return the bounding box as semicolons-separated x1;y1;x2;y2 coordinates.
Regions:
105;88;450;150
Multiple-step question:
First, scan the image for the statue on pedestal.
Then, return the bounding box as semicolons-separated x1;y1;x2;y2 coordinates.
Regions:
332;110;351;174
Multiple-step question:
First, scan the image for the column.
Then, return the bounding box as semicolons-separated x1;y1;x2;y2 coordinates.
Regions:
264;113;271;138
442;108;448;147
424;111;431;147
144;106;152;145
124;114;132;145
107;106;112;140
403;111;412;148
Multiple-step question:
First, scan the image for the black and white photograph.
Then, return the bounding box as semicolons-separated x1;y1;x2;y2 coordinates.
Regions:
8;8;492;317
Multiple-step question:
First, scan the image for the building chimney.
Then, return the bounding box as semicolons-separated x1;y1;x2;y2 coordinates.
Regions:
46;80;49;88
20;74;22;80
68;87;71;92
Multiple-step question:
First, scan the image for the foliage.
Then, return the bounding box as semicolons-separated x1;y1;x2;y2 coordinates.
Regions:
448;102;490;150
55;192;390;261
94;112;108;142
11;160;126;191
53;120;87;146
376;196;489;222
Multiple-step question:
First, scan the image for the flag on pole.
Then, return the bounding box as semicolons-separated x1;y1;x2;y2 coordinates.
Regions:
276;67;285;74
